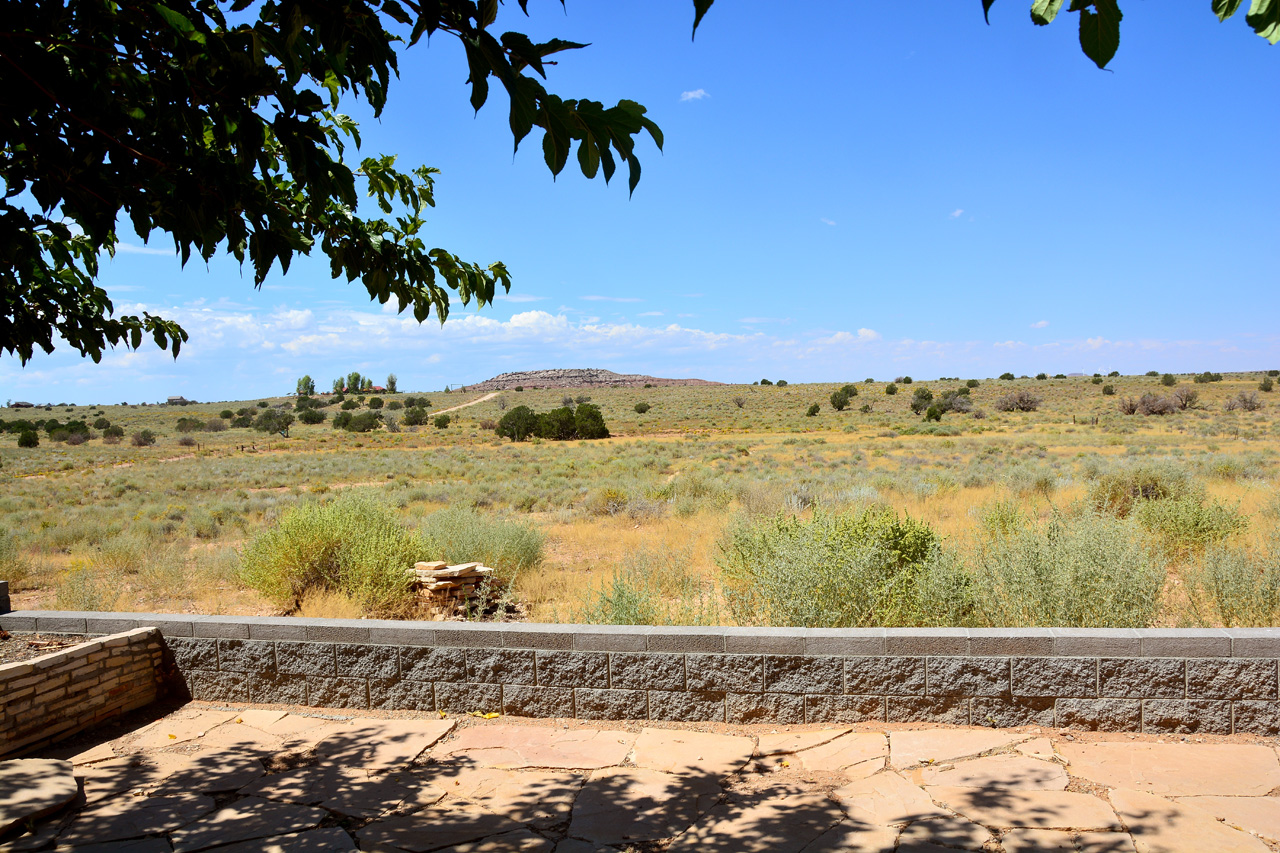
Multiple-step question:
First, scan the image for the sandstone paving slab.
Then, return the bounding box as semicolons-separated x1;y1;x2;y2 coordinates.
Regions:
667;786;845;853
357;803;525;852
925;786;1123;831
756;729;852;757
1001;829;1137;853
552;840;614;853
125;711;241;751
1059;743;1280;796
239;765;443;819
785;734;888;773
60;743;117;766
438;727;631;770
78;755;196;802
1015;738;1058;762
895;816;995;851
434;829;553;852
1109;788;1271;853
567;766;723;845
796;821;899;852
632;728;754;778
424;766;582;828
842;758;886;781
2;820;62;853
257;717;348;754
0;759;78;835
907;753;1068;790
168;797;327;853
56;795;215;847
149;754;265;795
230;710;290;731
193;827;355;853
1174;796;1280;843
314;719;455;770
191;722;285;753
833;772;949;825
54;839;173;853
890;730;1024;769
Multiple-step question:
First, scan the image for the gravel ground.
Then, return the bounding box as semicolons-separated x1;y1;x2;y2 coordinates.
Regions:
0;631;85;665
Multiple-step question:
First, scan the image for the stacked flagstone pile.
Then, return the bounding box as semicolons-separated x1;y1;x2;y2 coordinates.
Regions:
411;561;496;620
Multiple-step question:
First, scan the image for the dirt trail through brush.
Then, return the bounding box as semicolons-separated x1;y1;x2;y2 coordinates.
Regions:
431;392;499;415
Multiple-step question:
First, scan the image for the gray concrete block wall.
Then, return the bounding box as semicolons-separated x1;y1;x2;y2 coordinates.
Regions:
2;610;1278;734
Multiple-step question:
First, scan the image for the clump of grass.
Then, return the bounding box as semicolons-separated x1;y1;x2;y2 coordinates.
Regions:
297;587;366;619
1089;463;1191;517
239;492;417;616
55;561;115;611
574;546;720;625
1134;493;1248;551
716;508;973;627
0;526;31;587
969;512;1164;627
1184;534;1280;627
416;506;544;585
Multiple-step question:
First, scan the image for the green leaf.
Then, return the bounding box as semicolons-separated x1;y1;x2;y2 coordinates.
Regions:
983;0;998;23
576;137;600;179
153;4;195;33
1213;0;1244;21
1078;0;1123;68
1247;0;1280;42
1031;0;1065;25
692;0;715;38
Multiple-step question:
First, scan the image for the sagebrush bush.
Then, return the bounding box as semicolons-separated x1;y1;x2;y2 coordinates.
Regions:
1135;493;1248;550
238;493;417;616
1089;464;1190;517
17;430;38;447
131;429;156;447
574;546;720;626
994;390;1041;412
416;506;544;585
634;402;651;414
1185;534;1280;627
970;512;1164;627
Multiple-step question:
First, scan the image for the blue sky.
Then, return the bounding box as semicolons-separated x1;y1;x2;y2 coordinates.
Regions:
5;1;1278;403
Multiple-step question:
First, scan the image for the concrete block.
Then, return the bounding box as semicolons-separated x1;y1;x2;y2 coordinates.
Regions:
369;678;435;712
648;690;725;722
803;628;886;656
248;673;307;706
85;617;143;635
274;641;337;677
763;656;843;694
0;614;37;632
1142;699;1233;735
574;688;648;720
503;685;574;718
187;617;250;639
466;648;536;685
610;653;685;691
972;695;1056;728
245;619;310;641
686;654;763;693
36;614;89;634
804;695;885;724
400;647;467;683
185;671;249;703
217;639;276;675
435;682;501;714
302;620;371;643
1011;657;1097;698
926;657;1009;697
535;651;608;689
337;644;399;680
727;692;805;724
1140;629;1231;658
969;628;1054;657
366;624;437;647
646;627;725;653
433;626;505;648
723;627;805;655
1187;659;1278;700
500;624;574;650
1050;628;1142;658
886;628;968;656
1099;659;1185;699
886;696;970;726
307;676;370;710
845;657;925;696
1225;629;1280;658
1232;701;1280;735
572;626;650;652
164;637;219;671
1055;699;1141;732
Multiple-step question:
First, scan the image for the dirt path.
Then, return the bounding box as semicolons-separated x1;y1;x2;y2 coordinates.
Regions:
430;392;500;415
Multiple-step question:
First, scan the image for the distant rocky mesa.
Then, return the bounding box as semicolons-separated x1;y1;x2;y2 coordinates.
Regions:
464;369;720;391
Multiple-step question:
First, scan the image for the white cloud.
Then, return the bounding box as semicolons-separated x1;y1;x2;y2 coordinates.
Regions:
820;218;837;226
114;242;176;256
637;311;664;317
1083;336;1110;351
496;293;547;303
950;209;964;218
680;89;709;102
811;329;881;347
581;295;643;303
1030;320;1049;329
739;317;791;325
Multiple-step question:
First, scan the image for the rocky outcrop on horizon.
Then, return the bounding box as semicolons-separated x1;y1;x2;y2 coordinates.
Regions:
462;369;720;391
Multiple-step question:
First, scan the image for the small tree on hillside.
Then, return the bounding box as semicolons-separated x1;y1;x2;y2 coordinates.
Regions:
830;389;851;411
386;374;398;394
574;403;610;439
296;375;315;396
497;405;538;442
254;409;295;437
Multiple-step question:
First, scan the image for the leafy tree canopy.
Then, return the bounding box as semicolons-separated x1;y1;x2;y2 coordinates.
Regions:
2;0;1272;364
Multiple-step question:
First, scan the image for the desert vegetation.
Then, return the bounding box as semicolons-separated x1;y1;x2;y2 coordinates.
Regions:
1;370;1277;628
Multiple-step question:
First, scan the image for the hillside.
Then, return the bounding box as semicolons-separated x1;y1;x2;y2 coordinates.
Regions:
462;368;721;391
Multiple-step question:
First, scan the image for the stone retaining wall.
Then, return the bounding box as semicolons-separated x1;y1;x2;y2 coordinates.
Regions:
0;627;166;757
3;610;1279;734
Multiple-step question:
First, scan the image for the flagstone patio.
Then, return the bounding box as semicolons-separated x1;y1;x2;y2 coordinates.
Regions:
3;702;1280;852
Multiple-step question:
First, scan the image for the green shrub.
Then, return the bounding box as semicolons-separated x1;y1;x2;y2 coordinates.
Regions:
368;396;384;409
1134;494;1248;550
967;379;980;388
257;400;269;408
830;389;851;411
176;417;203;433
219;409;233;419
970;512;1163;627
433;414;452;429
253;409;294;436
574;403;610;439
402;406;428;426
131;429;156;447
103;425;124;438
1261;377;1274;392
1089;464;1191;517
1035;373;1047;381
909;387;933;414
1145;370;1160;377
885;383;898;396
93;417;111;429
716;508;970;627
574;546;719;626
0;526;30;585
341;399;358;410
56;563;111;611
231;415;253;428
924;405;942;422
416;506;544;586
634;402;651;414
1102;384;1116;396
1091;376;1103;385
298;408;326;424
1109;371;1121;377
497;405;537;441
1160;373;1177;387
1193;371;1223;384
999;372;1015;380
534;407;575;440
344;412;381;433
806;403;820;417
1185;534;1280;627
1268;370;1279;377
332;411;352;430
776;380;788;387
387;401;404;410
238;493;417;616
760;379;773;386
